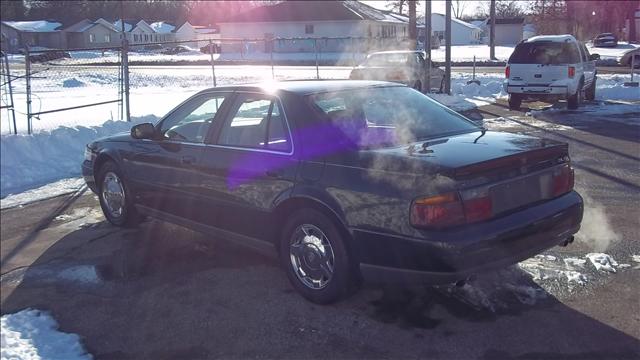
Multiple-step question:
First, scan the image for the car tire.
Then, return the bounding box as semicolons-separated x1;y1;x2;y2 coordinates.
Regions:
439;77;445;93
97;161;142;228
585;76;596;101
508;94;522;110
413;80;422;91
279;208;356;304
567;80;583;110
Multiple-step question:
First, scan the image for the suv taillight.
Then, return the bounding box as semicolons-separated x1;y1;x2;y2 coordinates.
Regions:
410;190;492;228
552;164;574;197
568;66;575;78
505;65;510;78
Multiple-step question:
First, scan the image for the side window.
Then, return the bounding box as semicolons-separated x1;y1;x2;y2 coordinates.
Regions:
159;94;226;143
577;43;587;62
581;44;591;61
218;94;292;152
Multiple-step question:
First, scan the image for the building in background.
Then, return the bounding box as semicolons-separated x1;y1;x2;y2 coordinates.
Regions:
65;18;120;48
418;14;483;46
1;21;65;52
217;0;409;53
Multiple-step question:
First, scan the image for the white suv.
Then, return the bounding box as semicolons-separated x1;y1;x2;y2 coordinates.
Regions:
504;35;599;110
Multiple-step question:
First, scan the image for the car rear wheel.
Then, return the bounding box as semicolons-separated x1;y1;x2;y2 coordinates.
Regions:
585;76;596;101
97;161;142;228
508;94;522;110
279;208;355;304
567;80;583;109
413;80;422;91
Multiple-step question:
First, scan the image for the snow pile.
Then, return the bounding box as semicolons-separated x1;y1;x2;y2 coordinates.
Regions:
0;116;156;197
0;178;85;209
519;254;589;286
1;309;92;360
586;253;619;273
595;75;640;101
62;78;86;88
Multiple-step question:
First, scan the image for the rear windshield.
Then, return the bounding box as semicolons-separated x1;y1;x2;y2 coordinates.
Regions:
307;86;480;149
365;53;411;66
509;41;580;64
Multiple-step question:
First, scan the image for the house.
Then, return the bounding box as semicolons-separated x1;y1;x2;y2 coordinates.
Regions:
149;21;176;43
217;1;409;53
64;18;120;48
418;14;483;46
174;22;219;48
112;19;157;47
1;20;65;53
470;17;533;45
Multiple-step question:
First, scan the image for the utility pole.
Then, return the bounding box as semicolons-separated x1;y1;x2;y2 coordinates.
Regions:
409;0;417;50
490;0;496;60
120;1;130;122
423;0;431;93
445;0;452;94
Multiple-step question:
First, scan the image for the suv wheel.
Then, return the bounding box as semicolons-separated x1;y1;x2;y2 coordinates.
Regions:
508;94;522;110
585;76;596;101
413;80;422;91
97;161;142;227
567;80;584;109
279;209;356;304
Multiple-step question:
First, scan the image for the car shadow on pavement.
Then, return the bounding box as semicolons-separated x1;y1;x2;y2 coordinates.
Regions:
2;219;639;359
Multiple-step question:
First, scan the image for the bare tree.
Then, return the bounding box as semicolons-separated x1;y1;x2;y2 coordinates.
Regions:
409;0;417;48
386;0;406;15
451;0;467;19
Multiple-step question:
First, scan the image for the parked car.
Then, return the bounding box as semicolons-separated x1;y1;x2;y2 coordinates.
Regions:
349;51;445;92
82;80;583;304
593;33;618;48
619;48;640;69
142;44;165;53
161;45;193;55
504;34;599;110
200;43;220;54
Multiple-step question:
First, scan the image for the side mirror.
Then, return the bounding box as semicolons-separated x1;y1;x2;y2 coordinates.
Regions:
590;54;600;61
131;123;156;139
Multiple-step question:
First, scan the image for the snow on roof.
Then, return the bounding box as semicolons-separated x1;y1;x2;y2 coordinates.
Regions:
149;21;175;33
113;20;133;32
525;34;577;43
2;20;62;32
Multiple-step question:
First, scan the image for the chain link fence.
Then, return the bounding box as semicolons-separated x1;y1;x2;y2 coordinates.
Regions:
2;35;417;134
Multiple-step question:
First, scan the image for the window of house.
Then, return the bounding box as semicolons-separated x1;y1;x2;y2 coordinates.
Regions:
305;24;314;34
89;34;95;43
104;34;111;42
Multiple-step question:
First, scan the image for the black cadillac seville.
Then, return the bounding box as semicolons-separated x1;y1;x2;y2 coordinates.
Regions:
82;80;583;303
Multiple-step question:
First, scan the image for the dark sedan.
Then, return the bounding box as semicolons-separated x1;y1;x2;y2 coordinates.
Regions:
82;81;583;304
593;33;618;48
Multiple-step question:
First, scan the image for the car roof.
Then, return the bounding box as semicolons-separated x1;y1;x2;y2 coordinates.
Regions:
523;34;577;43
196;80;404;96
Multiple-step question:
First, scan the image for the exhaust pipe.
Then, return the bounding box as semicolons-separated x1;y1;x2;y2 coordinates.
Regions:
559;236;575;247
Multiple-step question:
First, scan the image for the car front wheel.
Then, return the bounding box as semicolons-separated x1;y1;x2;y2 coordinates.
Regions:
585;76;596;101
97;161;142;227
279;209;356;304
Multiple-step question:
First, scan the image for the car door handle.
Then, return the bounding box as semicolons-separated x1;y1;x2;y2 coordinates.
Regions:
182;155;196;164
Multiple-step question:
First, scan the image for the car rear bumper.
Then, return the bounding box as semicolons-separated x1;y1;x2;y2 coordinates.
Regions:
354;191;583;284
505;84;569;96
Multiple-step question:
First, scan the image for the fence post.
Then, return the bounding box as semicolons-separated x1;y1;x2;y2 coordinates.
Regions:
209;39;217;87
315;39;319;79
270;39;274;79
2;50;17;134
25;45;32;134
122;39;130;122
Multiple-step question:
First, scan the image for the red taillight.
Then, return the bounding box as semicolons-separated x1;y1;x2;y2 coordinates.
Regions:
568;66;575;78
505;65;510;78
552;164;574;197
410;191;493;228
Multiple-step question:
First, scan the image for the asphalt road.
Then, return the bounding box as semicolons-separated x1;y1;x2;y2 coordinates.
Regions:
1;100;639;359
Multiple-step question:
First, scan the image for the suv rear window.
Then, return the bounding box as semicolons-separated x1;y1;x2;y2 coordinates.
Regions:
509;41;580;64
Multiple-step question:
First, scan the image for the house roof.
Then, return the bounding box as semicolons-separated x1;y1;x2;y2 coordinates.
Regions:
149;21;176;33
220;1;406;23
66;18;119;33
431;14;482;30
2;20;62;32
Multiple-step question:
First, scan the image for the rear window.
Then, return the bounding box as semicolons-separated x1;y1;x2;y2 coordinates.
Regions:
307;86;480;149
509;41;581;64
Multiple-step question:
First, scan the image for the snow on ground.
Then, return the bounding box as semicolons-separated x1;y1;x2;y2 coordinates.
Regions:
586;253;619;273
0;117;155;197
0;178;85;209
1;309;92;360
430;45;516;62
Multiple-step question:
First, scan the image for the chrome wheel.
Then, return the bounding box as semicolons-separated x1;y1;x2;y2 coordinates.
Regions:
289;224;335;290
101;171;125;218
